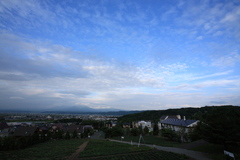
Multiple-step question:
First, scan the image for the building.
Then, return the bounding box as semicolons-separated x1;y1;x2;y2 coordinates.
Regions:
133;121;153;131
13;126;38;137
159;118;199;132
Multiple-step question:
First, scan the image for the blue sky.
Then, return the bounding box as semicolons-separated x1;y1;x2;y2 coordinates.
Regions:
0;0;239;111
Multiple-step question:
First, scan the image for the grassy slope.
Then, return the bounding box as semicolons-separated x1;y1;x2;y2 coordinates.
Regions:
80;139;152;157
0;139;86;160
80;139;188;160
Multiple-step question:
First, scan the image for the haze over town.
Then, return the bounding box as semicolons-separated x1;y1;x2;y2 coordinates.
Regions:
0;0;239;112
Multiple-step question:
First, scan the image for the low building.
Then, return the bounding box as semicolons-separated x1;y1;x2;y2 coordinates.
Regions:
66;125;83;138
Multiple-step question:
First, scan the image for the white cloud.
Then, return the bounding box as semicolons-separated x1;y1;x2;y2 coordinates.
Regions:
211;51;240;67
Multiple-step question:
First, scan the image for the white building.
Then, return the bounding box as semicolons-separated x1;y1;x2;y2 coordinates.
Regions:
136;121;152;131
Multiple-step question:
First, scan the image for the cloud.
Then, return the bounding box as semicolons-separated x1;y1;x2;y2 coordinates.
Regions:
0;31;90;78
210;50;240;67
161;1;240;41
170;78;239;91
0;1;239;111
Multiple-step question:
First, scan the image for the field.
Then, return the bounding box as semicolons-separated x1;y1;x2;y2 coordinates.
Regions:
79;139;188;160
0;139;87;160
112;135;181;147
0;138;189;160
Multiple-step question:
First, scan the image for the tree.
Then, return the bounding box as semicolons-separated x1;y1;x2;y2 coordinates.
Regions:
143;126;149;135
153;123;159;135
161;128;180;141
104;127;123;138
130;128;139;136
138;125;143;135
65;131;71;139
199;106;240;150
124;128;130;136
72;130;78;139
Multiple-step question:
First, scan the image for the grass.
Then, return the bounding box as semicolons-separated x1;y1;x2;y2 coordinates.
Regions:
0;139;87;160
192;143;240;160
112;135;181;147
79;139;152;157
80;139;188;160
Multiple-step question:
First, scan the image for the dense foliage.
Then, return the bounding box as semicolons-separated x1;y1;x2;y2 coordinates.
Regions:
0;128;92;151
0;139;86;160
197;106;240;150
117;106;222;124
0;133;50;151
118;106;240;146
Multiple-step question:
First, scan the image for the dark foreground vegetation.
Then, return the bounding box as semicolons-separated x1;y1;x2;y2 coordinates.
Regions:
0;139;87;160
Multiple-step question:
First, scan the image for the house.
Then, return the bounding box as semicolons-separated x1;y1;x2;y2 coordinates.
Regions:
159;118;199;132
0;122;12;137
66;125;83;137
0;122;9;131
83;125;93;131
38;126;49;134
50;123;66;133
133;121;153;131
123;123;131;128
105;121;117;128
13;126;38;137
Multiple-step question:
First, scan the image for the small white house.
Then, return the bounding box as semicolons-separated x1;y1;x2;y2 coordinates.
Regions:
135;121;153;131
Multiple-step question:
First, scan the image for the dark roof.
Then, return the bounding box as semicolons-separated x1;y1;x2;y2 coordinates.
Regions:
13;126;38;137
84;125;93;128
160;118;198;127
67;125;83;133
38;126;48;131
52;123;66;130
0;122;9;130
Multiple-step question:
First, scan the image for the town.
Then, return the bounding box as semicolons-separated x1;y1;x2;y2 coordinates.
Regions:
0;106;240;160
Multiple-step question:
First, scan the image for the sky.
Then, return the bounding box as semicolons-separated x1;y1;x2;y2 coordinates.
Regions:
0;0;240;111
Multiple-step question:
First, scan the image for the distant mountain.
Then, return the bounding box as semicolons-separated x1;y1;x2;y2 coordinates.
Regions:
0;105;145;115
42;105;126;114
